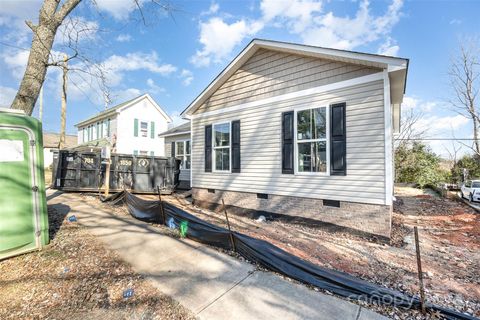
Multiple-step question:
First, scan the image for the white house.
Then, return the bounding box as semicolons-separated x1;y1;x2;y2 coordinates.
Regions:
42;132;77;168
181;39;408;238
75;94;172;156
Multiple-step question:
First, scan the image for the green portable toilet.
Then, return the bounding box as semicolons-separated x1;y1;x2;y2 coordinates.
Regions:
0;108;49;260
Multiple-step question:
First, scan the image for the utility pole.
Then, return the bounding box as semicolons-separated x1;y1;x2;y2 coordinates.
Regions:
38;85;43;122
59;54;67;150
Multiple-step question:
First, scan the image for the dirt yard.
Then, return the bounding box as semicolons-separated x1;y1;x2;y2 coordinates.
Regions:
0;206;194;320
161;187;479;319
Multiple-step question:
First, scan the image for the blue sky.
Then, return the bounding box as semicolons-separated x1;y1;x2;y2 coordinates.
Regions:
0;0;479;157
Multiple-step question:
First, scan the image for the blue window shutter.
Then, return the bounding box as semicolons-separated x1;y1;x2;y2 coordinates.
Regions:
134;118;139;137
150;151;154;156
133;150;138;156
150;121;155;139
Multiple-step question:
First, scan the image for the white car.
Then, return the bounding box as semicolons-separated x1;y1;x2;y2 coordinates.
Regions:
461;180;480;202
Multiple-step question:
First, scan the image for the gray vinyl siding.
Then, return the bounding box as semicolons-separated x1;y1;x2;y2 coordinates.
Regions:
165;133;191;182
191;80;387;205
196;48;381;113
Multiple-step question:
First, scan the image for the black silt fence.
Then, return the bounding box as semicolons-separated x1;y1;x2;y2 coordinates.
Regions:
103;191;476;320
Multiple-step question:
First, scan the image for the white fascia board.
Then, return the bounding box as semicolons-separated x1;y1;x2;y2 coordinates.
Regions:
383;70;393;206
255;39;408;68
75;110;118;128
191;72;384;120
117;94;173;123
158;131;191;138
182;41;257;117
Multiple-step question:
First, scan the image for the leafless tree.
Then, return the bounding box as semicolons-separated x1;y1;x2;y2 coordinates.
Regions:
10;0;83;115
394;108;427;149
9;0;175;116
448;38;480;156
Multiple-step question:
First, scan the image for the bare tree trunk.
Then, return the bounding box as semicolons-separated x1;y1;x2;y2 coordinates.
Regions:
449;39;480;156
59;54;67;149
10;0;82;115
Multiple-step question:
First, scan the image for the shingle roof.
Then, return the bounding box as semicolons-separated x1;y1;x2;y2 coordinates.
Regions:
158;122;191;137
43;132;77;148
75;94;143;127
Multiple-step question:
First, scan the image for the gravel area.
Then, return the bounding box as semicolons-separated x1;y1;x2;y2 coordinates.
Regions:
0;206;194;320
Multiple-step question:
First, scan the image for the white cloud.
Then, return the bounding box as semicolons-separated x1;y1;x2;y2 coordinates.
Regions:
414;114;469;137
261;0;322;33
201;2;220;16
93;0;139;20
116;34;132;42
56;17;99;45
146;78;166;94
191;0;403;67
180;69;194;86
0;86;17;108
402;96;437;112
301;0;403;49
111;88;142;103
103;51;177;86
378;37;399;56
169;111;189;127
2;50;30;79
190;17;263;67
449;19;462;25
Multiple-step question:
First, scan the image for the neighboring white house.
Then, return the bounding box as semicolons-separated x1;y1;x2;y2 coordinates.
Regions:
75;94;172;156
159;121;191;189
181;39;408;238
42;132;77;168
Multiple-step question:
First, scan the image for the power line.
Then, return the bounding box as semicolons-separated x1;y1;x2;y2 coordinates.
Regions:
396;138;477;141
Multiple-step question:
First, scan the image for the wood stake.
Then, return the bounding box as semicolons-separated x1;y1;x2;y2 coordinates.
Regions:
414;226;426;314
157;186;166;225
104;158;110;196
59;54;67;150
222;198;236;252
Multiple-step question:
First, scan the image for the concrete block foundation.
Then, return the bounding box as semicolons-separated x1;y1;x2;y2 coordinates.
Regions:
192;188;392;239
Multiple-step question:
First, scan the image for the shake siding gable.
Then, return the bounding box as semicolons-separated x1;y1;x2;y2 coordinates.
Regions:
196;48;380;113
191;80;386;205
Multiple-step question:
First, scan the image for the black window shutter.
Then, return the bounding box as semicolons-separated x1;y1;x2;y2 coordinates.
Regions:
205;125;212;172
330;102;347;176
231;120;241;173
171;141;175;157
282;111;294;174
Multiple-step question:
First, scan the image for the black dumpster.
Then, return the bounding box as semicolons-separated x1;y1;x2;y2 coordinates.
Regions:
52;150;180;194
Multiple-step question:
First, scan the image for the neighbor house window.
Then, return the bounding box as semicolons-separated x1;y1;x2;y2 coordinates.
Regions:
139;150;148;155
296;107;328;173
175;140;191;170
140;121;148;137
213;122;230;171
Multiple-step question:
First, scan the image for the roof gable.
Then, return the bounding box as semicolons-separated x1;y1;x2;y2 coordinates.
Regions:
182;39;408;117
76;93;172;127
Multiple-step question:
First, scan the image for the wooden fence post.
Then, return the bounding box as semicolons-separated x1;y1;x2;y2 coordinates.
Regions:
414;226;426;314
222;198;236;252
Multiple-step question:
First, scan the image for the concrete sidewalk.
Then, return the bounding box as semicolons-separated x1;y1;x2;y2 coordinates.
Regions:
47;190;388;320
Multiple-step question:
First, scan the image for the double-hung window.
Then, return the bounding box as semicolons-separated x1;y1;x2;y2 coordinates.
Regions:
140;121;148;137
213;122;230;172
296;107;328;173
175;140;191;170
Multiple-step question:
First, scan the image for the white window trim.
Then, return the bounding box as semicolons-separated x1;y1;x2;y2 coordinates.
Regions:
293;105;330;176
212;121;232;173
175;139;191;170
140;121;149;137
